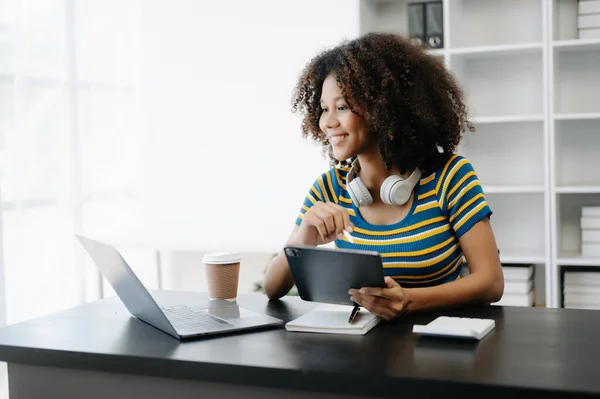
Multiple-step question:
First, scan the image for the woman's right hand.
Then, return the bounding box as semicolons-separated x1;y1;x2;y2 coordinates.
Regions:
293;202;354;246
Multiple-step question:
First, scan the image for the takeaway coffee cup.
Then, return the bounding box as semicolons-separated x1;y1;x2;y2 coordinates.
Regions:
202;252;242;300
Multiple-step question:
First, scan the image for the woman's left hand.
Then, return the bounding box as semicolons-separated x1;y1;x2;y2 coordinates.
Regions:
348;277;409;321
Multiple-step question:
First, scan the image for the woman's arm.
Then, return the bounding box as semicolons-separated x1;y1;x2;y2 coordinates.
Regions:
404;217;504;313
350;218;504;319
263;202;354;300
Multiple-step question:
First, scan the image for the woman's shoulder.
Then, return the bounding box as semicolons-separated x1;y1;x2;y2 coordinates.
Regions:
420;154;478;191
307;166;351;199
431;154;477;179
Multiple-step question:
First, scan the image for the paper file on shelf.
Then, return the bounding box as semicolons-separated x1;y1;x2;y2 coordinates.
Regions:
582;243;600;257
564;293;600;306
579;28;600;39
564;272;600;286
564;303;600;310
504;278;533;294
493;290;534;307
564;285;600;295
582;230;600;243
579;0;600;15
501;264;534;281
578;14;600;29
582;207;600;217
581;217;600;230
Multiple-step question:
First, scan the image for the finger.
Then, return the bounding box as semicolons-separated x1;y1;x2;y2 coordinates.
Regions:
352;295;392;319
359;286;401;302
314;208;336;237
312;219;329;242
340;205;354;232
325;203;345;238
385;277;400;288
326;203;353;234
358;287;385;297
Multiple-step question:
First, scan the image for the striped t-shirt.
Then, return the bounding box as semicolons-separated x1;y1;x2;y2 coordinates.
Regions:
295;155;492;287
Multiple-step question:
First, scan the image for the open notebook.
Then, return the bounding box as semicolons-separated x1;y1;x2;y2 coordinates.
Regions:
285;304;381;335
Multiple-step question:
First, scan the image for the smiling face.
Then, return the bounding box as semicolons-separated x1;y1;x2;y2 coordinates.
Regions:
319;74;374;161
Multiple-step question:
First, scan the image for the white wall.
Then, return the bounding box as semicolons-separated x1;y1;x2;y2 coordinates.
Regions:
137;0;360;253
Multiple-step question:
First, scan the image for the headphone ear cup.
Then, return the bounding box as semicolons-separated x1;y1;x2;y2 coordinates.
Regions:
348;177;373;207
380;175;411;206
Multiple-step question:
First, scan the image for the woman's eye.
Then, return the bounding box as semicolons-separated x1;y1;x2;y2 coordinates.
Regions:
321;108;328;113
338;106;347;111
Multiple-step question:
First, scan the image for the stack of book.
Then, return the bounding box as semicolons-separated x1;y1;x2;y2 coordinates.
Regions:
563;271;600;310
494;264;535;307
578;0;600;39
581;207;600;257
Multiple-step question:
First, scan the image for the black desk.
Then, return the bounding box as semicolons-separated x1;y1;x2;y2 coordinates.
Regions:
0;291;598;399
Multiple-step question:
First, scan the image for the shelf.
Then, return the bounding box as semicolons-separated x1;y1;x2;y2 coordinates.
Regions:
553;39;600;51
554;113;600;121
449;0;543;48
460;121;544;187
556;186;600;194
554;49;600;114
485;194;546;259
501;253;547;265
449;42;543;57
484;186;545;194
452;52;543;117
557;253;600;267
555;119;600;187
472;114;544;124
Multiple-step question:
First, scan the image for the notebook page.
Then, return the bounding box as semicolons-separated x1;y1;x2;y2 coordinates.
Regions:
287;304;378;329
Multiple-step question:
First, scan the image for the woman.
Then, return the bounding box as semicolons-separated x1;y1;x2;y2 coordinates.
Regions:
263;32;504;320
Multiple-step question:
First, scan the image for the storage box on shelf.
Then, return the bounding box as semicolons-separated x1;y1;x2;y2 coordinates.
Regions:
561;266;600;309
556;195;600;267
581;207;600;257
494;264;536;307
578;0;600;39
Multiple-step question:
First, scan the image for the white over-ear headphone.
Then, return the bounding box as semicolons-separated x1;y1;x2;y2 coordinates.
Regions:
346;159;422;207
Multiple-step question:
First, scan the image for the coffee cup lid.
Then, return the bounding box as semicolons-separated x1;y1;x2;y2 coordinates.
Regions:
202;251;241;265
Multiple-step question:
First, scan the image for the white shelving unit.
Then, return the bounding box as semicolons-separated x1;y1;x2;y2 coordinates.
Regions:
550;0;600;307
359;0;600;308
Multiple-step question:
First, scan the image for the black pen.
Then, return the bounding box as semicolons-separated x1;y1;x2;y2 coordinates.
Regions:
348;304;360;324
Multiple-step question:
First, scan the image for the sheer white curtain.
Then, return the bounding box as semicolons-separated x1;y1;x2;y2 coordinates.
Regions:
0;0;143;328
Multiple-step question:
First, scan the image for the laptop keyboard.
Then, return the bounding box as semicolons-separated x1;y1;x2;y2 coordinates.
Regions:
161;305;234;331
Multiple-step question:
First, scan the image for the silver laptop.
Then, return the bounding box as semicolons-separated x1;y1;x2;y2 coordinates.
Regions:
76;235;283;340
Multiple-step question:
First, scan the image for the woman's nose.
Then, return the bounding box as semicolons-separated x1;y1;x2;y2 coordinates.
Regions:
324;112;340;129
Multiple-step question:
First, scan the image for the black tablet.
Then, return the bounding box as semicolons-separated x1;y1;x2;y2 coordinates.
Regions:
283;245;385;306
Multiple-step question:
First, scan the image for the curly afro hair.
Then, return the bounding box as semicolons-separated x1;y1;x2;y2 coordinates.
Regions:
291;32;474;175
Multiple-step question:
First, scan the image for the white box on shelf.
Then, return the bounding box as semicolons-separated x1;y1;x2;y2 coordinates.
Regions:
579;0;600;15
582;217;600;229
502;264;534;281
579;27;600;39
582;243;600;257
504;278;533;294
582;229;600;243
582;207;600;217
564;272;600;286
564;303;600;310
578;13;600;29
563;284;600;294
494;290;534;307
564;293;600;305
